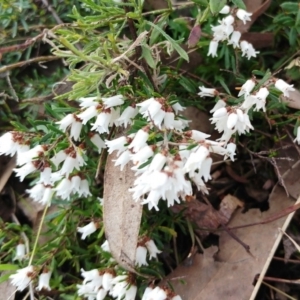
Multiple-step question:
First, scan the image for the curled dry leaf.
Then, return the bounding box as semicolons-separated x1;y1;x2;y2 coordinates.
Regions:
171;194;240;239
103;151;143;272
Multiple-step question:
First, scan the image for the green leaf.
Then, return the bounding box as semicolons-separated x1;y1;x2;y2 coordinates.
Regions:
288;27;297;46
141;45;156;69
158;226;177;237
296;9;300;26
280;2;299;13
210;0;227;15
0;273;11;284
0;264;19;271
230;0;247;10
146;21;189;62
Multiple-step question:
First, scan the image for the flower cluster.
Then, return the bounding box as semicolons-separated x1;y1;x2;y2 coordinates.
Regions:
208;5;258;59
78;269;182;300
10;266;51;292
199;77;295;143
77;269;136;300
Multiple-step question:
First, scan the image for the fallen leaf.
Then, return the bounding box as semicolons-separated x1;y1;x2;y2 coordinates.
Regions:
281;89;300;110
103;151;142;272
160;246;222;298
164;175;299;299
0;271;16;300
235;0;272;33
171;194;240;239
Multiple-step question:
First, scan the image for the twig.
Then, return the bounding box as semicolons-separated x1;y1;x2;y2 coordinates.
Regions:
0;56;60;74
5;73;19;102
123;1;159;92
40;0;63;24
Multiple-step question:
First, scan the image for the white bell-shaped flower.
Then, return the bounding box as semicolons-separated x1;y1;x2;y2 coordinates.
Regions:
13;243;26;261
207;40;218;57
236;8;252;24
36;271;52;291
275;79;295;97
10;265;35;291
77;221;97;240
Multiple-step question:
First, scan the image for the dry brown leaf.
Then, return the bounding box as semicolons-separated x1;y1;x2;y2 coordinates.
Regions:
0;271;16;300
235;0;272;33
281;90;300;110
171;194;240;239
160;246;222;298
103;152;142;272
165;186;294;300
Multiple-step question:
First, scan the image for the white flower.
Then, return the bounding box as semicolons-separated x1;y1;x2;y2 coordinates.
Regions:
60;149;86;177
225;142;236;161
16;145;45;166
210;99;226;113
97;288;107;300
79;179;92;197
207;40;218;57
149;153;166;172
219;5;230;14
172;102;185;114
198;157;212;182
172;296;183;300
40;167;52;185
77;221;98;240
135;245;148;267
77;282;97;298
105;136;127;156
102;272;114;291
138;98;166;128
294;126;300;144
101;240;111;252
36;271;52;291
145;239;161;259
14;162;37;181
236;9;252;24
255;87;269;111
145;286;167;300
56;114;82;141
131;145;153;165
0;132;17;156
79;96;98;108
238;78;256;97
142;287;153;300
227;113;238;129
91;111;113;134
10;265;35;291
183;146;209;174
102;95;124;108
190;130;211;141
116;106;138;127
40;186;53;206
110;276;137;300
13;243;26;261
0;132;29;157
78;105;99;124
51;150;67;168
198;86;217;97
128;129;149;152
55;178;72;200
240;41;259;60
114;150;131;171
81;268;102;286
90;133;106;153
228;31;241;48
27;183;45;202
275;79;295;97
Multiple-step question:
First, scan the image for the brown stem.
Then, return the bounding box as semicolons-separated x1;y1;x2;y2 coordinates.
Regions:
0;56;60;74
123;1;159;92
